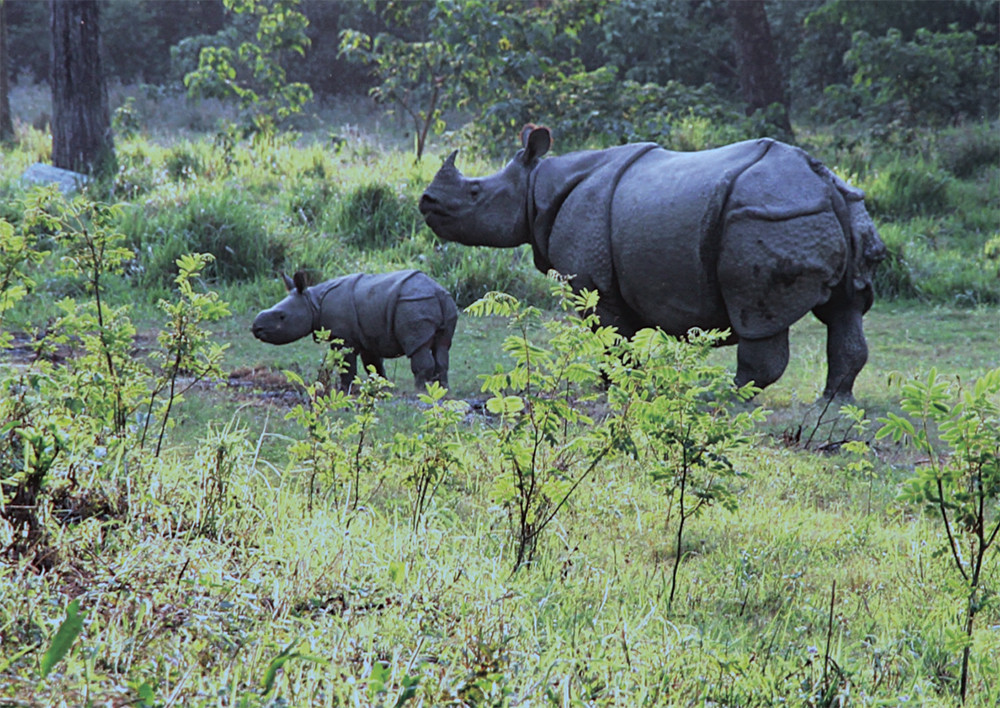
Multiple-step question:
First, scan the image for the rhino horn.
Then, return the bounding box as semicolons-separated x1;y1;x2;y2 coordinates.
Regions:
443;150;458;169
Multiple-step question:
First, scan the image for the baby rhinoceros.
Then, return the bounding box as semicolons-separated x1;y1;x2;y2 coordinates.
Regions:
252;270;458;391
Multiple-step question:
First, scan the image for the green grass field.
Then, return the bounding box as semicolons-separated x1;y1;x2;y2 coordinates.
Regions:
1;98;998;705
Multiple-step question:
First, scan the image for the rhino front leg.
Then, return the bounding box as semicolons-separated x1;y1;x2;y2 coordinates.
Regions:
734;329;790;392
359;350;386;378
337;348;359;392
813;294;868;400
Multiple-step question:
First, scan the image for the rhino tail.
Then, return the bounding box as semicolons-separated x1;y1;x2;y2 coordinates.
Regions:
810;157;886;303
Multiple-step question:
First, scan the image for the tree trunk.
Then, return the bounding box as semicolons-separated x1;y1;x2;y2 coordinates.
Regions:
0;1;13;142
726;0;792;138
50;0;114;175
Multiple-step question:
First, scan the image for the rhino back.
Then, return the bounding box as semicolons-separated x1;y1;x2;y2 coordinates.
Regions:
609;140;773;334
393;273;457;356
718;141;849;339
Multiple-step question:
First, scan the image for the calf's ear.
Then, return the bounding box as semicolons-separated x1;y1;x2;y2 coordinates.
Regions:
293;271;308;294
282;272;295;291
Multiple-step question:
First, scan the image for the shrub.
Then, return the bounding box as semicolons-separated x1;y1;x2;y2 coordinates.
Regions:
286;178;338;228
870;223;921;301
164;142;206;182
844;27;999;127
863;157;951;221
421;238;553;308
473;67;757;154
937;124;1000;179
112;143;165;200
333;182;417;251
123;185;285;287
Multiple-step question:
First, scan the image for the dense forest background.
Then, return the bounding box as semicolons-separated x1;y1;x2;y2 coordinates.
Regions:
6;0;998;133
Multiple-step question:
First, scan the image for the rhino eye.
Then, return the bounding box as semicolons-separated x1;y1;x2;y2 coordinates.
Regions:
469;181;482;200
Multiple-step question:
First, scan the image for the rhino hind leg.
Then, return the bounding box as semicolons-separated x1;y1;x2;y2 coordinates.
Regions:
734;329;790;392
433;309;457;388
812;289;869;400
409;346;437;390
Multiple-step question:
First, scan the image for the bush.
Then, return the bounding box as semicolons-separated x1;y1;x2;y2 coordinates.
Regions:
474;67;758;154
285;178;339;228
937;124;1000;179
862;157;951;221
333;182;417;251
843;27;999;127
122;185;285;287
421;238;553;308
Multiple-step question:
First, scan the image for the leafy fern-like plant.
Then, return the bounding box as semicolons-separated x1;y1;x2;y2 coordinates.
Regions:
878;368;1000;703
467;283;624;572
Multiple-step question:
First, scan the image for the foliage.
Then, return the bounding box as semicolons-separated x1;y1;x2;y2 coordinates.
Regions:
420;239;553;309
339;0;592;158
0;218;47;347
468;284;622;571
284;362;393;513
183;0;314;137
467;281;761;575
122;184;286;288
334;182;417;251
477;67;755;154
863;156;952;221
22;188;140;436
618;327;764;612
836;26;999;128
878;369;1000;702
390;382;469;530
937;123;1000;180
141;253;231;457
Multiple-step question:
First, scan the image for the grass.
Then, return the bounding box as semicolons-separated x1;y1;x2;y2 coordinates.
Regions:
1;92;999;705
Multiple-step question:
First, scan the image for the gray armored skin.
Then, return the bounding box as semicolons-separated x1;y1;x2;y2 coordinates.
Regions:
419;125;886;399
252;270;458;391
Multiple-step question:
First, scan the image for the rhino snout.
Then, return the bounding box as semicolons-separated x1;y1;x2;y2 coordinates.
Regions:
418;193;440;216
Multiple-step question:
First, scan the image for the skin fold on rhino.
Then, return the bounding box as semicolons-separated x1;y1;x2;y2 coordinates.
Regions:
419;125;886;399
251;269;458;391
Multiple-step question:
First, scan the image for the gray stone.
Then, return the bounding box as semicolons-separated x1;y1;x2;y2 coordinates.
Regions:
21;162;89;195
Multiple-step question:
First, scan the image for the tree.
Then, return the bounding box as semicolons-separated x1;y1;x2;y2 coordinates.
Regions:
49;0;114;175
0;1;13;142
183;0;313;138
726;0;791;138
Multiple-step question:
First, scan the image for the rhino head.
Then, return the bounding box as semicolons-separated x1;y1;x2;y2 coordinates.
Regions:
419;125;552;247
251;271;316;345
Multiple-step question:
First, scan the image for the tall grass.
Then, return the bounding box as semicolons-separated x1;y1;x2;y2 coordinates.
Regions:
0;98;999;704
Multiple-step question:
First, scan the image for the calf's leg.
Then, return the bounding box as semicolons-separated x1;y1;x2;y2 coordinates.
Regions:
431;314;456;388
734;329;790;391
408;345;436;390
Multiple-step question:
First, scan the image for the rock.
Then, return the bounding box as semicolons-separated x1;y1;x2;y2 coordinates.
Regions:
21;163;89;195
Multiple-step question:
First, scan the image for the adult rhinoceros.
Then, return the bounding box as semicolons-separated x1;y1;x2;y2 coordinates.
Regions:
419;125;885;399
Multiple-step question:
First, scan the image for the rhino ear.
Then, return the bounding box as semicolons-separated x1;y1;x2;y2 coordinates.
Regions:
292;271;309;294
522;125;552;163
520;123;537;147
282;272;295;291
443;150;458;169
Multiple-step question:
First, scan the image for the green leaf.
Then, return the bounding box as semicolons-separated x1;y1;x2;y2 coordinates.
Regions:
40;598;84;678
